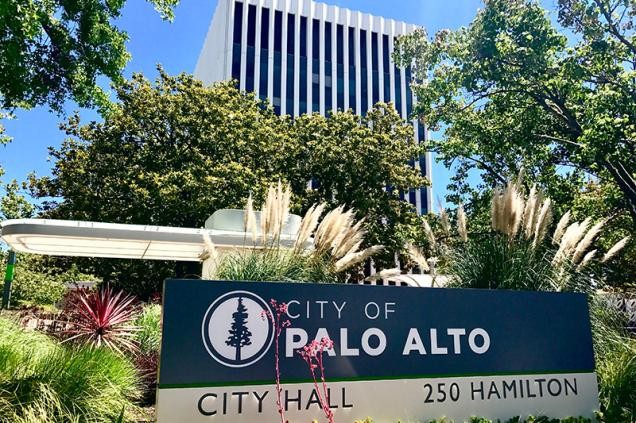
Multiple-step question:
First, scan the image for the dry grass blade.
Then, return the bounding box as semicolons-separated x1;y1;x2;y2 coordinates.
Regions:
245;194;258;242
294;203;326;252
406;243;430;272
439;205;451;236
333;219;366;259
457;205;468;242
502;181;524;239
422;218;436;246
532;198;552;249
553;210;571;245
553;222;580;264
602;236;631;263
334;245;384;272
576;249;597;272
572;219;605;264
523;184;538;239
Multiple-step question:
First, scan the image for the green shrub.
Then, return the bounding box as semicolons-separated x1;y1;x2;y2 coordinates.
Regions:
591;298;636;422
0;254;96;307
0;317;140;422
134;303;162;354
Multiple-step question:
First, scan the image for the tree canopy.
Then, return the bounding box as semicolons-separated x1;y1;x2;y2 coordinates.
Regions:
30;71;427;296
395;0;635;225
0;0;178;114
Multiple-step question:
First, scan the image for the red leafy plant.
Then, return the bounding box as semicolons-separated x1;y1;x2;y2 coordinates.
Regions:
62;285;139;354
299;337;336;423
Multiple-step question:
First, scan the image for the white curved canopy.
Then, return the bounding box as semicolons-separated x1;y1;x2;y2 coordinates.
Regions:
0;211;302;261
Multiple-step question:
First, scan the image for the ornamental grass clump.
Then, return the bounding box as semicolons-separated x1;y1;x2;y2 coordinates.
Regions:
0;317;140;422
441;179;628;292
210;182;384;283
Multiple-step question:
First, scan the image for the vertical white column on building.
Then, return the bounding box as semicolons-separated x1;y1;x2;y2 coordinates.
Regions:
280;0;289;114
378;17;385;103
253;0;262;98
331;6;338;113
293;1;301;116
267;0;276;100
318;3;326;115
399;26;408;120
225;0;235;79
354;12;362;114
239;0;249;90
306;1;314;111
388;20;396;107
424;124;433;213
343;9;350;111
366;15;373;113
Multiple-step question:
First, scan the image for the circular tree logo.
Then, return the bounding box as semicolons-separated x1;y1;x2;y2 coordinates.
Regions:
201;290;274;368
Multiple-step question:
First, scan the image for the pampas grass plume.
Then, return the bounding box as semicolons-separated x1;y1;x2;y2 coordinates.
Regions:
532;198;552;249
423;219;436;246
576;249;597;272
572;219;604;264
553;210;571;245
406;243;430;272
244;194;257;242
602;236;631;263
457;205;468;242
335;245;384;272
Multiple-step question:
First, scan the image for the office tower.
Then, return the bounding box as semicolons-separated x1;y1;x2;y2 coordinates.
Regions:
195;0;432;214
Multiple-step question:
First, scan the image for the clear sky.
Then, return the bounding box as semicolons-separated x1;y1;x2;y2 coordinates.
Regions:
0;0;558;207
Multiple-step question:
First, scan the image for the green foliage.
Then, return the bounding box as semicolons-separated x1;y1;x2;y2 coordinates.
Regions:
0;317;140;422
134;303;162;355
446;234;557;291
394;0;635;231
217;250;339;284
590;297;636;422
0;253;95;306
0;179;34;220
0;0;179;115
30;71;426;296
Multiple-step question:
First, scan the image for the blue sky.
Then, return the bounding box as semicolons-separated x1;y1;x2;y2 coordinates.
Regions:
0;0;557;207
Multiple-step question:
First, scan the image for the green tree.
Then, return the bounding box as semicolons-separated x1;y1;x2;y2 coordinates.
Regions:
0;0;180;173
0;0;179;114
0;179;34;220
394;0;635;224
294;104;427;263
30;71;427;296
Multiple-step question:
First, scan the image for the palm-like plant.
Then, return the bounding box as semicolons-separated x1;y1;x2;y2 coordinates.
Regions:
63;286;139;354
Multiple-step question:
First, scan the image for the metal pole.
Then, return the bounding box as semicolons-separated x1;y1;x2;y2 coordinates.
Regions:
2;250;16;309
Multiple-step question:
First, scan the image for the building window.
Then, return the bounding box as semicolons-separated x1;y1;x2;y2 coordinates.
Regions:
259;8;270;101
406;66;413;117
348;27;356;113
336;25;344;110
245;4;257;92
312;19;320;112
286;13;295;115
299;16;308;114
273;10;283;114
394;64;402;117
371;32;379;106
325;22;333;113
360;29;368;114
231;1;243;83
382;34;391;103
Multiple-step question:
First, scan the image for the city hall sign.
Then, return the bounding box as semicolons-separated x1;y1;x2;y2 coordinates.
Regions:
156;280;599;422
